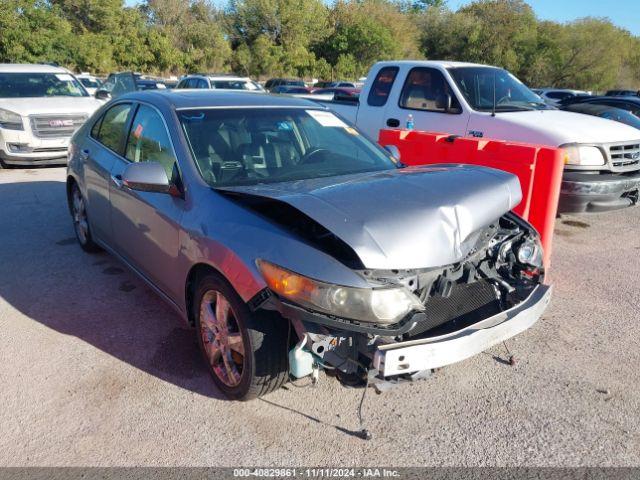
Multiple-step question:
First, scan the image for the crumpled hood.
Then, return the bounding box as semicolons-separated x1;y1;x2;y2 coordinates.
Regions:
0;97;102;117
478;109;640;146
218;165;522;270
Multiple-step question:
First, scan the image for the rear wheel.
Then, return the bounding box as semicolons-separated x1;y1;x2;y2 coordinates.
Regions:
69;182;100;253
194;272;289;400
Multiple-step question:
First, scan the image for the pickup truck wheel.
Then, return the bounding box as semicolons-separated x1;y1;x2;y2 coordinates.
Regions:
69;182;101;253
194;272;289;400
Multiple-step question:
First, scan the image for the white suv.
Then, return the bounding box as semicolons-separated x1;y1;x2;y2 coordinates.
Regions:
176;74;264;92
0;64;102;167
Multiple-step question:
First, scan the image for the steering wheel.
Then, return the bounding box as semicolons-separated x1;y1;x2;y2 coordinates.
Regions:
298;147;331;165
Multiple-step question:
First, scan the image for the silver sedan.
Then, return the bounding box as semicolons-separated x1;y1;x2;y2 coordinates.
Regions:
67;90;550;400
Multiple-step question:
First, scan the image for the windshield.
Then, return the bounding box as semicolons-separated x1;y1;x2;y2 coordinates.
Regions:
79;77;101;89
212;80;260;91
448;67;548;112
179;108;397;187
0;72;88;98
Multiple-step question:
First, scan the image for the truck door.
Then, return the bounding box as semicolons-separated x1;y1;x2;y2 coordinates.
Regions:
358;66;400;140
384;67;470;136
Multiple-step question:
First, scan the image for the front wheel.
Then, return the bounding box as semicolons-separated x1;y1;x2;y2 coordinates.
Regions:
194;272;289;400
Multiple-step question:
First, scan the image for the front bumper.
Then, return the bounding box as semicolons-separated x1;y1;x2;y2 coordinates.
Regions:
0;129;70;166
372;284;551;377
559;170;640;213
0;149;68;166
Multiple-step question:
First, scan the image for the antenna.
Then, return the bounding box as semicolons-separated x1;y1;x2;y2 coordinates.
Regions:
491;71;496;117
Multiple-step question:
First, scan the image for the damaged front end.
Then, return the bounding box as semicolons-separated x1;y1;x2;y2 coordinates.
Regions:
255;211;551;389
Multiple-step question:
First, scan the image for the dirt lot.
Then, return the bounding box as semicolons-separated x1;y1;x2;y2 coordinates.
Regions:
0;167;639;467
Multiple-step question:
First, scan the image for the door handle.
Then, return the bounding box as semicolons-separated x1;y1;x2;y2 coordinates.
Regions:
111;173;123;188
386;118;400;128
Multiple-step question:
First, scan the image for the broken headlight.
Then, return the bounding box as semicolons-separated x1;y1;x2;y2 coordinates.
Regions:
257;260;424;325
516;237;543;268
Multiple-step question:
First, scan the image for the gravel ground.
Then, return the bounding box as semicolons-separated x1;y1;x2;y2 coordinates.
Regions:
0;167;638;467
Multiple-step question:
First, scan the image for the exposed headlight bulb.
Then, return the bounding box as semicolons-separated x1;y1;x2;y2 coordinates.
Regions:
517;239;543;268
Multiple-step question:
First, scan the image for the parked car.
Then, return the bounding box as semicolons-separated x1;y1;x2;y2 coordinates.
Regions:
271;85;314;94
0;64;102;168
323;61;640;213
176;74;264;92
531;88;591;106
606;89;640;97
311;87;361;99
95;72;167;100
561;103;640;130
264;78;305;92
314;81;357;89
559;95;640;117
66;90;550;399
76;73;102;96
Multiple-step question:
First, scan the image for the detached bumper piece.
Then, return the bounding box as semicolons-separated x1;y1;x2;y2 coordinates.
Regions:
372;284;551;377
559;170;640;213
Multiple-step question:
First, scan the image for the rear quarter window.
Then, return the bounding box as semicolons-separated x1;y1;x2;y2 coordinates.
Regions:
367;66;399;107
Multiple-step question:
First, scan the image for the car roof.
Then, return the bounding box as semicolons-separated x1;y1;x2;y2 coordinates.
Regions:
567;103;615;113
582;96;640;104
183;75;251;81
118;90;327;110
374;60;494;69
0;63;71;73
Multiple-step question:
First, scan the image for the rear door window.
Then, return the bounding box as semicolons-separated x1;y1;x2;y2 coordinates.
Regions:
93;103;133;154
367;66;399;107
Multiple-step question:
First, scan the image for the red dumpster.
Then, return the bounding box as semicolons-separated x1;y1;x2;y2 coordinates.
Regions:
378;129;564;272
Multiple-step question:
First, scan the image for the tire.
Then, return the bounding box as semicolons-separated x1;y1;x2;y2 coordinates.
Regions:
194;271;289;400
69;181;101;253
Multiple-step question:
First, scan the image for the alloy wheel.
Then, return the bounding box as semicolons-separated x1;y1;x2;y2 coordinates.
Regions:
72;186;89;245
199;290;246;387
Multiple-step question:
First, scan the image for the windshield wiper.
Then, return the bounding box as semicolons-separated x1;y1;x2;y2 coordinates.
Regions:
493;105;537;112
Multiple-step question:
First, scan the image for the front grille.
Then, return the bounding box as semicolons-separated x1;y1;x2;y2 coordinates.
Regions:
609;143;640;170
407;280;501;338
29;114;87;138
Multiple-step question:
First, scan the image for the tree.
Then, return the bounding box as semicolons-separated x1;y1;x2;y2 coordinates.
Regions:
142;0;231;73
0;0;75;65
419;0;539;74
226;0;329;77
313;0;421;79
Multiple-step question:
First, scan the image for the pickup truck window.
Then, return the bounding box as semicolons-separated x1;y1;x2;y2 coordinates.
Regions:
179;108;396;187
399;67;461;114
448;67;547;112
367;67;399;107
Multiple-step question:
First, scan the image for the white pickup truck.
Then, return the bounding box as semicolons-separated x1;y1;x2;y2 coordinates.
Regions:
0;64;102;168
324;61;640;213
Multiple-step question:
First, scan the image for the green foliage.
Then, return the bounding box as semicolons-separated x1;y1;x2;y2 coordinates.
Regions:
0;0;638;89
419;0;640;89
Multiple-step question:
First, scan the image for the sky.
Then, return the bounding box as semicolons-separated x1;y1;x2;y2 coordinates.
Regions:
125;0;640;36
449;0;640;35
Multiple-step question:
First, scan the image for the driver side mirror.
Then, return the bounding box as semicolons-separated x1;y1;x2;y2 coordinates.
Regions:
95;89;112;101
121;161;178;196
435;93;452;112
